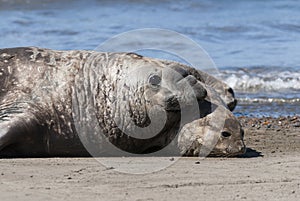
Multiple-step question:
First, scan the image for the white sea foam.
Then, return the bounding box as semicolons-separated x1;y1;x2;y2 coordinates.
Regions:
217;67;300;93
238;97;300;104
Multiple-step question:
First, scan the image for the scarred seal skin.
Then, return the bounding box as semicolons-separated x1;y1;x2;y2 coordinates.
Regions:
0;47;244;157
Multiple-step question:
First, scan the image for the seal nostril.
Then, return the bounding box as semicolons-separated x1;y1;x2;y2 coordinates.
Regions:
227;88;234;96
221;131;231;138
241;129;245;139
165;96;180;111
241;146;246;153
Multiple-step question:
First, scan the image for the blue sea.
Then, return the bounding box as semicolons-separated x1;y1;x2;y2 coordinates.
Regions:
0;0;300;117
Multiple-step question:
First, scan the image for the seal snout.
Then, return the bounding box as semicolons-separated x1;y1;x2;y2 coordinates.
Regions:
164;95;180;111
231;140;246;155
239;129;246;154
225;130;246;156
239;142;246;154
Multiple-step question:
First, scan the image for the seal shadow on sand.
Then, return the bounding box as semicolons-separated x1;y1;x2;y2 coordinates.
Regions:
238;148;263;158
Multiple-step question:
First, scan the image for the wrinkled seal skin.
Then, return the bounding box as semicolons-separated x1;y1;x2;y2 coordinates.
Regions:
0;47;244;157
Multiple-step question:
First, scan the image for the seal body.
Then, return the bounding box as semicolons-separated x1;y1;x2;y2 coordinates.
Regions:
0;47;244;157
0;47;91;156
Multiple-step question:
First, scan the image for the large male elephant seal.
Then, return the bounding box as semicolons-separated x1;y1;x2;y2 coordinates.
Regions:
0;47;244;157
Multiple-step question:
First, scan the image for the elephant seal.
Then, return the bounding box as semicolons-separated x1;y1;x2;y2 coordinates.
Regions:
0;47;244;157
178;83;245;157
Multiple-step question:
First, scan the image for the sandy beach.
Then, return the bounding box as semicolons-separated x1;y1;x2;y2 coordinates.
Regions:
1;1;300;201
0;116;299;201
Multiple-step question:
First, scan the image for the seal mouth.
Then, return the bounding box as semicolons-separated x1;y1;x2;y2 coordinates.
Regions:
165;96;181;111
224;144;246;156
208;145;246;157
209;151;244;157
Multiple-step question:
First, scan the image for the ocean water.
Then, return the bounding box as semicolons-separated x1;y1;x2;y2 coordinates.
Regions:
0;0;299;117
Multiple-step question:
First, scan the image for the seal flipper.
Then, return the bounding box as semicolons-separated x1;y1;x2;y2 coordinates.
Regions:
0;120;24;157
0;123;24;157
0;115;46;157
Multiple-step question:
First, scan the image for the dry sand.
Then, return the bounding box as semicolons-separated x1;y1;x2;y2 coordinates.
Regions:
0;117;299;201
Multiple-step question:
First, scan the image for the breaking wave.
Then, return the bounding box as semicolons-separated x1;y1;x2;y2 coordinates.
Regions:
238;97;300;104
217;66;300;93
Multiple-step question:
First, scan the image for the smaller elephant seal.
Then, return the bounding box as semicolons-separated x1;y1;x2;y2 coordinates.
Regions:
0;47;244;157
178;83;245;157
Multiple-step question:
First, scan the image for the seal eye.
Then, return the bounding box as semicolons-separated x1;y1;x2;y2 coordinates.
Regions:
148;74;161;87
221;131;231;138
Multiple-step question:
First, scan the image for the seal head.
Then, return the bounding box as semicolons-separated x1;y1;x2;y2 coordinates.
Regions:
178;84;245;157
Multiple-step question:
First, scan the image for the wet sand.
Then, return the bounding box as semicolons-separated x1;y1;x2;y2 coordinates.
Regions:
0;117;299;201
